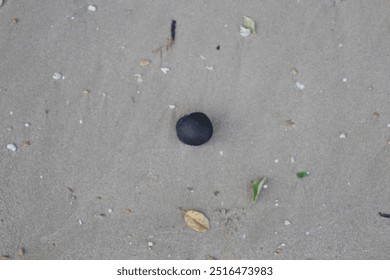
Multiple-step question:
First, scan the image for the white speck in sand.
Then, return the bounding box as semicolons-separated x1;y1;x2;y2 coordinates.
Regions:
70;16;75;20
342;78;347;82
88;5;97;12
9;111;13;115
387;124;390;128
219;151;223;156
224;24;228;27
24;123;30;127
278;243;286;248
263;184;268;189
339;43;343;47
52;72;63;80
79;119;83;124
200;55;206;60
39;175;43;179
339;133;346;139
147;241;154;249
78;219;83;225
296;82;305;90
347;182;351;186
169;105;176;109
290;156;295;163
284;220;291;226
134;74;143;83
108;208;113;213
274;159;279;163
275;200;279;207
306;231;310;235
206;65;214;71
160;67;170;74
6;143;17;152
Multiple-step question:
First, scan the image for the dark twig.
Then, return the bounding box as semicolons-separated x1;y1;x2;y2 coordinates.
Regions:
378;212;390;218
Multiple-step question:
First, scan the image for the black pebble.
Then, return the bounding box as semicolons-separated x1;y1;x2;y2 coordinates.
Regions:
176;112;213;146
216;45;220;50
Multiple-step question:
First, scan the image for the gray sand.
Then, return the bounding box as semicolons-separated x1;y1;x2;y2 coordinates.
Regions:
1;0;390;259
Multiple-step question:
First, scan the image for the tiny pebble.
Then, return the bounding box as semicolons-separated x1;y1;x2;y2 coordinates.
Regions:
338;43;343;47
387;124;390;128
306;231;310;235
290;67;299;75
83;89;90;94
108;208;113;213
387;140;390;145
290;156;295;163
24;123;30;127
79;119;83;124
9;111;13;115
284;220;291;226
78;219;83;225
342;78;347;82
53;72;63;80
17;247;25;256
6;143;17;152
88;5;97;12
206;66;214;71
139;59;151;66
12;18;19;24
263;184;268;189
147;241;154;249
274;159;279;163
278;243;286;248
339;133;346;139
1;255;10;260
168;105;176;109
160;67;170;74
240;26;250;37
200;55;206;60
187;187;194;193
219;151;223;156
22;141;31;147
296;82;305;90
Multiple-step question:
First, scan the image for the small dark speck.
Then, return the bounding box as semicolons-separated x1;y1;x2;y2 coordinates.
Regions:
214;191;219;196
216;45;220;50
45;109;49;114
99;213;106;217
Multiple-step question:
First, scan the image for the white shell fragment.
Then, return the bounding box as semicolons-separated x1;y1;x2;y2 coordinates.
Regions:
339;133;346;139
284;220;291;226
88;5;97;12
296;82;305;90
134;74;143;83
6;143;17;152
52;72;63;80
240;26;250;37
168;105;176;109
206;66;214;71
160;67;170;74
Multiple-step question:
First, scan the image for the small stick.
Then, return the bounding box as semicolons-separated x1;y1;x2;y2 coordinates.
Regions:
378;212;390;218
170;20;176;42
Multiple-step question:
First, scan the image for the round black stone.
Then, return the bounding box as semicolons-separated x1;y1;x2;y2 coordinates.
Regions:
176;112;213;146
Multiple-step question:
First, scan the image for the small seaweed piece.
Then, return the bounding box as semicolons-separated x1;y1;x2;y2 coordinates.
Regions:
296;171;309;178
379;212;390;218
250;176;267;206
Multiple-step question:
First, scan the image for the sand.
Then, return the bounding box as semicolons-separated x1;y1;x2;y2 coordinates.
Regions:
1;0;390;259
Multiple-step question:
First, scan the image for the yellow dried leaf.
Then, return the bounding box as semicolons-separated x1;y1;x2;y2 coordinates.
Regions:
184;210;210;233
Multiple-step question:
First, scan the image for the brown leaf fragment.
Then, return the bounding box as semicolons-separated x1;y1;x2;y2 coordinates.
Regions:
184;210;210;233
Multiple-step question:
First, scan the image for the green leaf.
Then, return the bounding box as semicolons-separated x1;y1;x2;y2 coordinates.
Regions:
250;176;266;206
243;16;256;34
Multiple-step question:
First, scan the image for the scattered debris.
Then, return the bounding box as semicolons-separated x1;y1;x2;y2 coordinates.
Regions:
139;59;151;66
6;143;17;152
373;112;380;118
1;255;10;260
339;133;346;139
134;74;143;83
275;200;279;207
243;16;256;33
290;67;299;75
184;210;210;233
296;171;309;178
147;241;154;250
187;187;194;193
17;247;25;257
379;212;390;218
12;18;19;24
83;89;90;94
206;66;214;71
250;176;267;206
200;55;206;60
368;85;374;90
296;82;305;90
160;67;170;74
214;191;219;196
52;72;63;80
168;105;176;109
284;220;291;226
88;4;97;12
